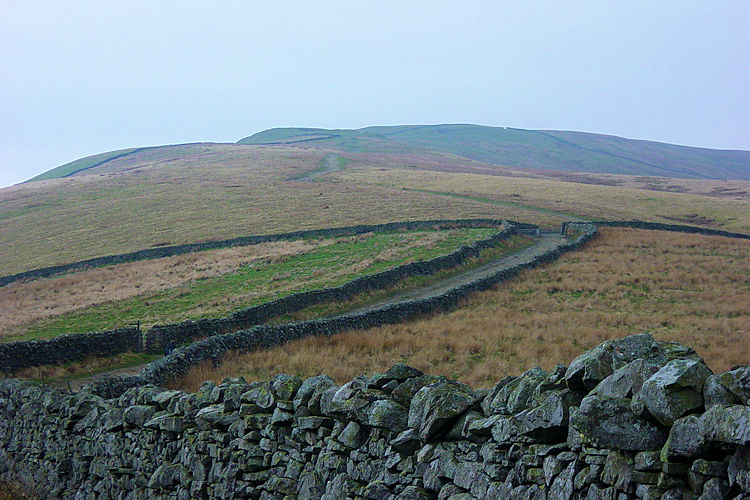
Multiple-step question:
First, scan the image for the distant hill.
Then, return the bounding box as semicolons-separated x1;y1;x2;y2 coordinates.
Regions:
238;124;749;180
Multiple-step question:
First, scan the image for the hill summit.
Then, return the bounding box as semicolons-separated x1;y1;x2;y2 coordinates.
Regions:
239;124;749;180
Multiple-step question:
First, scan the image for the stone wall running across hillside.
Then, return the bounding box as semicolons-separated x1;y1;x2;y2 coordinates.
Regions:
0;218;512;287
0;334;747;499
142;225;519;354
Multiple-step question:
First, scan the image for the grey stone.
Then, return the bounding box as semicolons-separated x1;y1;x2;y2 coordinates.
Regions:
718;367;750;405
368;400;409;433
700;405;750;445
482;367;547;415
391;375;443;408
270;374;303;401
635;451;662;472
635;359;712;426
586;483;617;500
728;445;750;492
294;375;335;410
122;405;157;427
602;451;632;486
698;477;729;500
690;460;727;478
397;485;433;500
240;383;275;412
565;333;659;391
147;463;183;489
661;415;705;461
336;421;365;449
703;374;742;408
572;394;668;451
591;359;661;399
550;460;579;499
408;380;477;441
544;455;565;485
492;390;581;444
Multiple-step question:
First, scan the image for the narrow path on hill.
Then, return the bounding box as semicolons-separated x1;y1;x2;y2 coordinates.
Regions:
294;153;347;181
336;232;566;316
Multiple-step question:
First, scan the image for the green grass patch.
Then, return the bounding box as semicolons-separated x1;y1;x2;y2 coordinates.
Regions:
5;227;498;341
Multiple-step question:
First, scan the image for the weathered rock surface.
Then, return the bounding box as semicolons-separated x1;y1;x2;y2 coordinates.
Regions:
634;358;712;426
571;394;668;451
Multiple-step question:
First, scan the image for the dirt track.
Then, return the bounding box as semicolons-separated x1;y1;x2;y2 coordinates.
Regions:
338;232;565;316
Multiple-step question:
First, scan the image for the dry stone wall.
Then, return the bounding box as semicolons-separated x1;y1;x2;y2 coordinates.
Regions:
0;219;508;288
0;334;747;499
0;327;140;374
142;225;519;353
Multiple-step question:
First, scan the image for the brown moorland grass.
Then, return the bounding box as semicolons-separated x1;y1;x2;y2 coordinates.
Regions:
0;481;35;500
171;228;750;391
333;167;750;232
0;240;321;330
338;150;750;200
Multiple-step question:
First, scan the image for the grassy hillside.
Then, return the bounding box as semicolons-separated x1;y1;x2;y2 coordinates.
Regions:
3;140;748;276
239;124;750;179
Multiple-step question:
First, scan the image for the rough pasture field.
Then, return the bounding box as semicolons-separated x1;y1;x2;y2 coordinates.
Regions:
174;227;750;391
0;239;319;331
2;227;496;342
331;166;750;232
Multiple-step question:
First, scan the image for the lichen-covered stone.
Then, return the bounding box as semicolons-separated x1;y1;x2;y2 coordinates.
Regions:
482;367;547;415
408;380;477;441
122;405;156;427
702;374;741;408
572;394;667;451
270;373;303;401
368;399;409;432
700;405;750;445
634;359;712;426
727;445;750;492
718;366;750;405
661;415;705;461
0;335;739;500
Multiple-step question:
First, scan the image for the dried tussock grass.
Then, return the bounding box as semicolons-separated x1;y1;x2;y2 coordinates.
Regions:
335;167;750;232
0;240;320;331
172;228;750;391
0;481;35;500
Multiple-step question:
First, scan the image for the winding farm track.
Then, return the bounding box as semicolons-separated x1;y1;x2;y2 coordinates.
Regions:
339;232;564;316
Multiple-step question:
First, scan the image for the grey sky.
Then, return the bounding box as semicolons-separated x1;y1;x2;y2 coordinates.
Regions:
1;1;748;188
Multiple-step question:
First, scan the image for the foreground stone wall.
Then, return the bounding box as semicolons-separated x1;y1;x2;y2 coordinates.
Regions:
0;334;747;499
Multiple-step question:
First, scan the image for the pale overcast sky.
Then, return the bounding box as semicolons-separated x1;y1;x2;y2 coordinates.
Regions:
1;1;748;187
